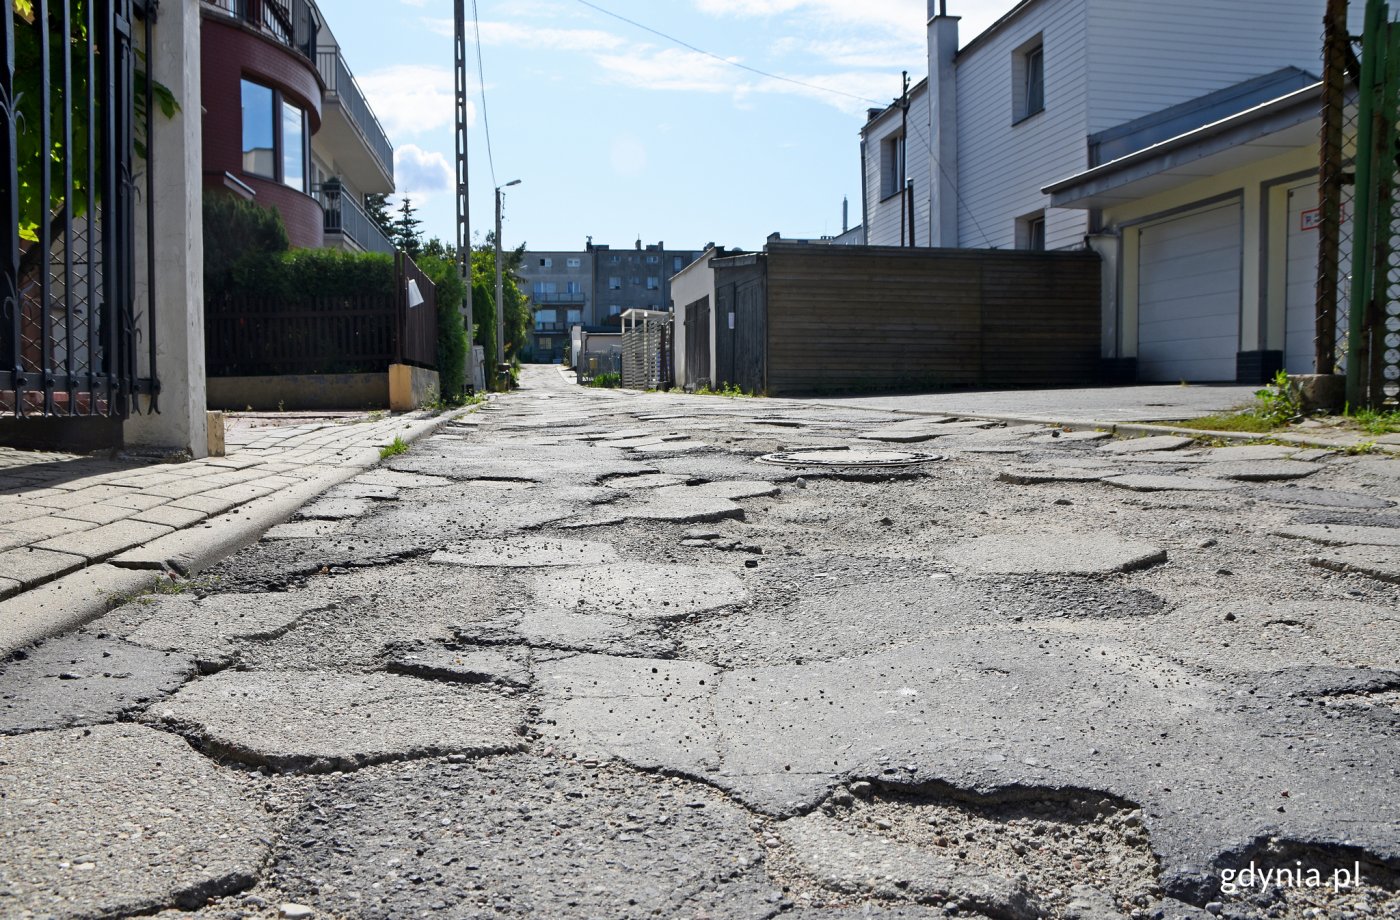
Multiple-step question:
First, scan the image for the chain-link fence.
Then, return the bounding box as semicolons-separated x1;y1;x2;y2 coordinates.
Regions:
1322;0;1400;407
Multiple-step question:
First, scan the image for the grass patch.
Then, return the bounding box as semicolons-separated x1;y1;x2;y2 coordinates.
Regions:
379;436;410;459
1348;408;1400;435
586;372;621;389
1170;371;1299;434
1172;413;1283;434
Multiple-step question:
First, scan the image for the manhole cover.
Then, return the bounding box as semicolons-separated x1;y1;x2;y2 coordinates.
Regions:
756;448;945;468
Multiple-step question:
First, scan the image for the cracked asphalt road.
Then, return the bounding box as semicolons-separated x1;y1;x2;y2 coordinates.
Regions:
3;366;1398;920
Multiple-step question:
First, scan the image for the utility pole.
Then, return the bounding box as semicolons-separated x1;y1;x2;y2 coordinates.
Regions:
495;179;521;388
453;0;477;392
898;71;911;247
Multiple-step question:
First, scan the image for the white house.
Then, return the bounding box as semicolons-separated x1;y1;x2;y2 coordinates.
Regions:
862;0;1355;382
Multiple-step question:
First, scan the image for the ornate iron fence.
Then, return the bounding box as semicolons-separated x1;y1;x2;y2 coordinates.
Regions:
1;0;159;418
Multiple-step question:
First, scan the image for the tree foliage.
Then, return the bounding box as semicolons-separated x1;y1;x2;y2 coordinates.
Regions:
415;252;468;402
12;0;177;246
392;197;423;259
417;236;530;391
203;193;290;295
364;193;393;239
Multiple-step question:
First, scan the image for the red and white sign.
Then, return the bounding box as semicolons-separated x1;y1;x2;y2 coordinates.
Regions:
1301;207;1323;231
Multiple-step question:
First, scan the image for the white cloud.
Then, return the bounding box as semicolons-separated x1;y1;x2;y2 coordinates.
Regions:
475;21;627;51
356;65;470;140
592;47;745;94
394;144;454;200
694;0;926;40
770;34;923;70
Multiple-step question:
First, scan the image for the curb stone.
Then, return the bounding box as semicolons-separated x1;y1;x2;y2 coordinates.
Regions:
0;407;474;658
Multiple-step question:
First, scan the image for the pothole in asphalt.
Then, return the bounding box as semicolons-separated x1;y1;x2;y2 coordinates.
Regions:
756;448;946;469
762;781;1161;919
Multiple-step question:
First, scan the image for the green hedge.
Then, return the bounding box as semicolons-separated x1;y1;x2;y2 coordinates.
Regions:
231;248;395;301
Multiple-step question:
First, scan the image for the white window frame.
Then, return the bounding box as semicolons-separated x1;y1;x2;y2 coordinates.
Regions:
1013;36;1045;123
880;132;905;200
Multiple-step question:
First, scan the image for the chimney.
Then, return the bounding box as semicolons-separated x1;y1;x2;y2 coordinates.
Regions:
842;196;849;234
928;1;959;247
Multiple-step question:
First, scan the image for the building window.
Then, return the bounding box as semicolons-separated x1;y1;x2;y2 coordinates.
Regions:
673;256;684;272
1017;211;1046;251
880;131;905;199
566;281;582;294
540;257;552;268
535;309;557;329
609;255;620;263
567;257;581;268
646;276;660;290
241;81;276;179
608;304;621;316
566;309;582;325
645;254;659;264
1013;37;1045;122
609;276;622;290
538;336;553;350
281;100;306;192
241;79;308;191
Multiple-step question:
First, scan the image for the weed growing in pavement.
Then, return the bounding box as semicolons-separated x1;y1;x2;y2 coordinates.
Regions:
424;392;486;413
1342;441;1380;455
1174;372;1301;434
693;382;755;398
1346;407;1400;435
379;436;410;459
586;373;621;389
1253;370;1302;426
107;573;215;608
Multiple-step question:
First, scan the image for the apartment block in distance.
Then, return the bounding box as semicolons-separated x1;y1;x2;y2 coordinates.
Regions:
519;240;702;362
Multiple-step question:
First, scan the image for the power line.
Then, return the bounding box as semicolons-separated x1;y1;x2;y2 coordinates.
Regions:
572;0;886;106
471;0;497;188
905;105;992;248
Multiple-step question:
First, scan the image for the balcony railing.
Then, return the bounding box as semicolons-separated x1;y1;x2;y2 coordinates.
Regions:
316;48;395;183
202;0;318;61
320;188;396;256
531;292;587;304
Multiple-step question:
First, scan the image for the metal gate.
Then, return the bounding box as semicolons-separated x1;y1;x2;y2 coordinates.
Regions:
1;0;158;419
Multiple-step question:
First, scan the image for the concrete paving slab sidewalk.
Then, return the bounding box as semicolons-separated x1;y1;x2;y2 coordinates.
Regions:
0;407;472;656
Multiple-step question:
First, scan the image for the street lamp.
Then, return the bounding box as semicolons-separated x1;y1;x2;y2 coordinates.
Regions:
494;179;521;388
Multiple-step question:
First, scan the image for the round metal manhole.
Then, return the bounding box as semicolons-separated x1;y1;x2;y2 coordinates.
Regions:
755;448;945;468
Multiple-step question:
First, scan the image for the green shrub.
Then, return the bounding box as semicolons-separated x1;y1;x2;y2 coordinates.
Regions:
416;253;468;403
587;372;621;388
232;248;395;300
203;193;289;294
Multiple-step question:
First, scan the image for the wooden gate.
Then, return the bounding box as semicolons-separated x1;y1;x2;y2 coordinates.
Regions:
683;295;711;388
713;254;766;394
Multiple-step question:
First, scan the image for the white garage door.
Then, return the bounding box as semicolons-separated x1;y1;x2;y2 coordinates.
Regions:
1284;183;1319;373
1137;201;1242;382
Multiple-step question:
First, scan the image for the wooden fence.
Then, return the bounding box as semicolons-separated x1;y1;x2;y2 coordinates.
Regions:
711;243;1101;396
206;252;437;377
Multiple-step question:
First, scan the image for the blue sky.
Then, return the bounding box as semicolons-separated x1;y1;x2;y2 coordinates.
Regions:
317;0;1020;252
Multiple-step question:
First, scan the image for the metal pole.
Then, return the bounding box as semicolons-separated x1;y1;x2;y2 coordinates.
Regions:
454;0;476;393
1347;0;1386;407
1317;0;1349;375
494;186;505;380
